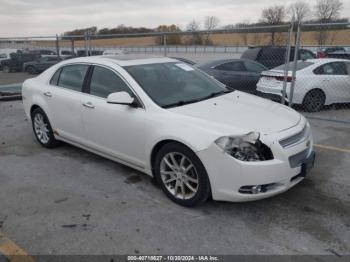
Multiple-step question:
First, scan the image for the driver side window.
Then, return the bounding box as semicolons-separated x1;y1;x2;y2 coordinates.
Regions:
89;66;133;98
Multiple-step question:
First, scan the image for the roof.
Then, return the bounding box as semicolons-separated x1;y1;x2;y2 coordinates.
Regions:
61;55;177;67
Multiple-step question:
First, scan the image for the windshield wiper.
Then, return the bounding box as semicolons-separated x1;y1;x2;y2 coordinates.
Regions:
162;98;202;108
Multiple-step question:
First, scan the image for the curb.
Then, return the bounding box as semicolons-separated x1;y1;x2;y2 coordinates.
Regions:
0;93;22;101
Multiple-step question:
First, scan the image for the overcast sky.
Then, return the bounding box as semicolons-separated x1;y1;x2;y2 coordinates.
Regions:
1;0;349;37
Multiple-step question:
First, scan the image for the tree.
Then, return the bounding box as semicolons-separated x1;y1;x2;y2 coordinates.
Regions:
261;5;285;45
315;0;343;22
314;0;343;45
288;1;311;23
203;16;220;45
186;20;202;45
156;24;182;45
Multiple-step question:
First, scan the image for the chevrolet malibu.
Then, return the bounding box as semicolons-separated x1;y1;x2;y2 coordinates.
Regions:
22;56;315;206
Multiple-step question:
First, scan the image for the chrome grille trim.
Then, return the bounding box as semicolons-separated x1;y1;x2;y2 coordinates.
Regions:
279;124;310;148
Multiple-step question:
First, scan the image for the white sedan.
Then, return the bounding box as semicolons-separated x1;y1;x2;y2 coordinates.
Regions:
22;55;315;206
257;58;350;112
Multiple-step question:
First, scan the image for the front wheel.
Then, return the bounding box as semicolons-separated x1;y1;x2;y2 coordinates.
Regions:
3;65;11;73
154;142;211;207
31;108;60;148
302;89;326;112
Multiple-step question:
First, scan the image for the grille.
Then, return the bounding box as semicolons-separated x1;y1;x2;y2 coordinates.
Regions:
279;124;310;148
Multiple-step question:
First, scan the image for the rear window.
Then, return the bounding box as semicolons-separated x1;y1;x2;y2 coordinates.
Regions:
274;61;314;71
241;48;261;60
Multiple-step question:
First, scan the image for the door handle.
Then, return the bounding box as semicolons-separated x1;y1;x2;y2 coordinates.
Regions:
322;79;330;82
82;102;95;109
43;91;52;97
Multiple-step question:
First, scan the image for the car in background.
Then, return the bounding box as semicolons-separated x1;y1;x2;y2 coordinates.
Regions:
1;52;40;73
76;49;104;57
23;56;62;74
59;50;75;59
317;47;348;58
0;49;23;70
171;57;196;65
198;59;267;94
241;46;316;69
256;59;350;112
34;49;57;58
102;49;126;56
324;48;350;60
22;56;314;206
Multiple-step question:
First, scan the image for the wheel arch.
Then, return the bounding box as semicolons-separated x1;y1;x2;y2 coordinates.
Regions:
304;88;327;103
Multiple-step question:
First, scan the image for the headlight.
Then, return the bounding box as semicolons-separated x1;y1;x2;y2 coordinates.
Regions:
215;132;273;161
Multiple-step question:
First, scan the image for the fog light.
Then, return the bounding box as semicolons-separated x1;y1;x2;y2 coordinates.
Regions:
251;185;262;194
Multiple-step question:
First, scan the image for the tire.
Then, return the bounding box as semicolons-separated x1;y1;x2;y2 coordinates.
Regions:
154;142;211;207
302;89;326;112
31;107;60;148
26;66;36;75
3;65;11;73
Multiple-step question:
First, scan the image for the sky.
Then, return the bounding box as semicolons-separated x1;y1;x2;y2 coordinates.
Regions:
0;0;349;37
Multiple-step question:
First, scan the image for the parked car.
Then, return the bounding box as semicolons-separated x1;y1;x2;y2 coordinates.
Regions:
34;49;57;58
76;50;104;57
23;56;62;74
241;46;316;69
256;59;350;112
0;49;23;70
317;47;347;58
198;59;267;94
102;49;126;55
1;52;40;73
171;57;196;65
325;48;350;60
22;56;315;206
59;50;75;58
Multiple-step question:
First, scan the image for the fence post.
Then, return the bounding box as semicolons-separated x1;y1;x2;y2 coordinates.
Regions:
55;34;60;58
163;34;167;56
281;22;294;105
84;32;88;57
289;22;302;107
71;39;75;55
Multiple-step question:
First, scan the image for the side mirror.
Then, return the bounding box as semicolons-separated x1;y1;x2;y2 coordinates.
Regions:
107;91;137;106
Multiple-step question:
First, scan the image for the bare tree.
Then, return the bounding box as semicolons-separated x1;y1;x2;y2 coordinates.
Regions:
314;0;343;45
186;20;202;45
315;0;343;22
288;2;310;44
288;1;311;23
203;16;220;44
261;5;286;45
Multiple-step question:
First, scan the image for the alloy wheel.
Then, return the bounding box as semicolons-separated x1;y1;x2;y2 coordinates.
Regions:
160;152;199;200
33;113;50;144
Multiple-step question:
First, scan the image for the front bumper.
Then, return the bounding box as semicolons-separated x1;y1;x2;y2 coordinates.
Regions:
197;127;315;202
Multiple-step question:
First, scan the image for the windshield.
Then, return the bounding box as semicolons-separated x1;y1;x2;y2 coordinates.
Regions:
124;62;231;108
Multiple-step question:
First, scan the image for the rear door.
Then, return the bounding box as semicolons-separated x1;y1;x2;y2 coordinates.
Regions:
242;61;267;93
47;64;90;143
313;62;350;103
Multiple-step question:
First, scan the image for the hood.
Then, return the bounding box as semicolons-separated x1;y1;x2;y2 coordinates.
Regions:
169;91;301;135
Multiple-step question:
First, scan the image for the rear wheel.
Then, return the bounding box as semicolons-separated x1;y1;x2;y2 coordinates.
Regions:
26;66;36;74
31;107;60;148
302;89;325;112
154;142;211;207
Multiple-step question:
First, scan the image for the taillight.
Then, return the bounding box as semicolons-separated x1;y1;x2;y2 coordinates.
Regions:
261;75;293;82
275;76;293;82
317;52;327;58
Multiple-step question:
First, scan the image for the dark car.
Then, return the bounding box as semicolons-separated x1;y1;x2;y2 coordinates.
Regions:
76;50;104;57
241;46;315;69
1;52;40;73
319;47;350;60
23;56;62;74
198;59;267;94
317;47;347;58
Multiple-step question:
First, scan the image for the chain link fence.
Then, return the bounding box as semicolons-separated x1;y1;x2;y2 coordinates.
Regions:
1;23;349;122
